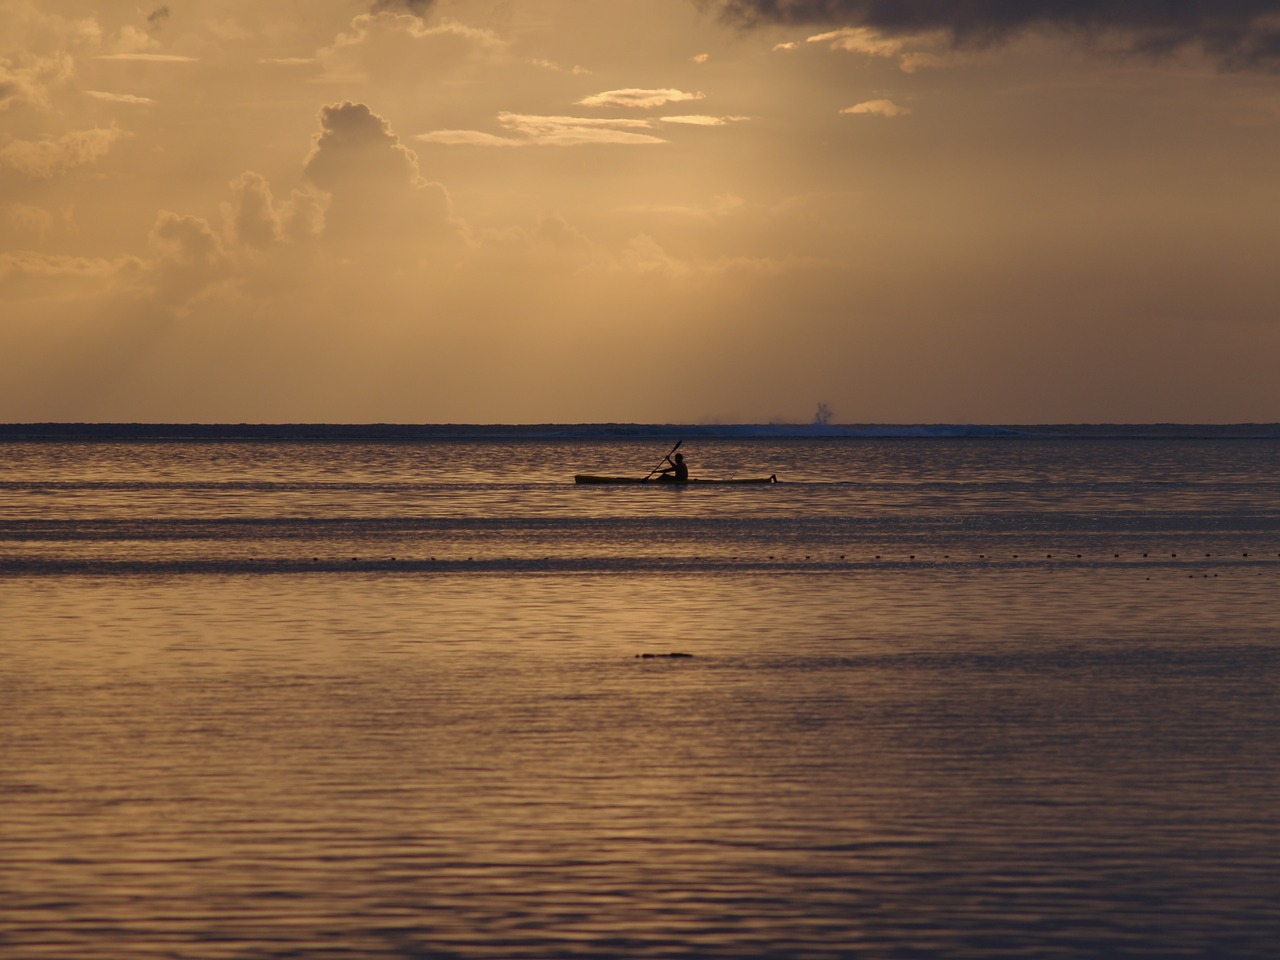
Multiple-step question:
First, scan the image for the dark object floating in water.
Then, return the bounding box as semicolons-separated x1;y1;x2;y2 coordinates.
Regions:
637;652;694;659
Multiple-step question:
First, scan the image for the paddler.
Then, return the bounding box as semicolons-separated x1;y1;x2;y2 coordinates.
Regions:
656;451;689;482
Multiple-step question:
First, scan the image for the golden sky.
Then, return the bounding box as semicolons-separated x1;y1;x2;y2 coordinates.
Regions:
3;0;1279;423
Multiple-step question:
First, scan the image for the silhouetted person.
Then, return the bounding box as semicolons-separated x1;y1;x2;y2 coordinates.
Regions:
656;451;688;482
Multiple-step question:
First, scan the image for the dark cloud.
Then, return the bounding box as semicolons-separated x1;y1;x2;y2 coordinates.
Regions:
302;101;463;256
147;6;170;28
304;101;421;192
707;0;1280;68
370;0;435;16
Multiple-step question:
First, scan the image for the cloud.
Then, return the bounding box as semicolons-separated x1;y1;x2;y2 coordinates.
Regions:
531;58;591;75
418;109;748;147
85;90;155;105
415;129;526;147
223;172;284;247
303;101;463;252
579;88;706;109
499;113;668;145
709;0;1280;69
304;100;422;189
658;114;746;126
145;210;232;310
93;53;197;62
7;203;55;242
318;13;505;84
0;126;125;178
220;171;327;247
419;113;668;147
804;26;954;70
1;53;77;111
370;0;435;15
0;4;101;111
841;98;911;117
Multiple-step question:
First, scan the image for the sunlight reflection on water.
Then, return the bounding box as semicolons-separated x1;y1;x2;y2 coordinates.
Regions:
3;438;1280;958
4;568;1280;959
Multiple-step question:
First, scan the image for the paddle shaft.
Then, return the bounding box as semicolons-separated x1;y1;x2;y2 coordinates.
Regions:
645;440;683;479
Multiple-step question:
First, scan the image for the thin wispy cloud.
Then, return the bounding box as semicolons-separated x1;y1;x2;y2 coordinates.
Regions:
94;53;197;62
496;113;667;146
86;91;156;105
841;99;911;118
658;114;747;126
418;109;747;147
578;88;705;109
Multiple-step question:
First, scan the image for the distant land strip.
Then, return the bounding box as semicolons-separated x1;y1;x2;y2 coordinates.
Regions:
1;423;1279;441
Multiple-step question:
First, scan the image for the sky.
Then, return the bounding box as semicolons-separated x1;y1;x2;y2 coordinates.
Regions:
3;0;1280;424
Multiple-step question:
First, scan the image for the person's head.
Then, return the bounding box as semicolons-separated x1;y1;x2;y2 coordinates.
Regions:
674;453;683;462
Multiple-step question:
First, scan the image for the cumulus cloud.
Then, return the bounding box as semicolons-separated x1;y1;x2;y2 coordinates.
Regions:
579;88;706;109
0;52;77;111
0;126;125;178
221;171;327;247
303;101;463;253
145;210;231;309
708;0;1280;69
304;100;422;189
0;4;101;111
841;98;911;117
223;172;284;248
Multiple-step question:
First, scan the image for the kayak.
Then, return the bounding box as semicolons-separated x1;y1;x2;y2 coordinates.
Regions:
575;474;778;484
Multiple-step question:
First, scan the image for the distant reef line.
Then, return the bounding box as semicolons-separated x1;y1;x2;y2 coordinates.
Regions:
3;423;1280;441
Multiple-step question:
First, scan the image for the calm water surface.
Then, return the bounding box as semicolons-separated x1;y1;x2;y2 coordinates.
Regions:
2;438;1279;958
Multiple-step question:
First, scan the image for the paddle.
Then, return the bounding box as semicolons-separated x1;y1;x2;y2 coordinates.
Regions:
644;439;682;480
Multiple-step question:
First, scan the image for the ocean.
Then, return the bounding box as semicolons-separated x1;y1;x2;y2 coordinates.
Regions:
3;427;1279;959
